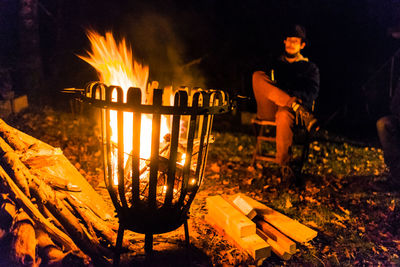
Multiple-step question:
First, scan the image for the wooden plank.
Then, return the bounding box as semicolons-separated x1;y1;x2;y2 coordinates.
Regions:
232;194;257;219
257;229;292;260
206;195;255;238
255;219;296;254
205;214;270;262
231;194;317;243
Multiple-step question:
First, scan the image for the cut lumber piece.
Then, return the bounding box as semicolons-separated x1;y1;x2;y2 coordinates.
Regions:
257;229;292;261
205;214;270;262
232;194;257;219
255;219;296;254
206;195;256;238
231;193;317;243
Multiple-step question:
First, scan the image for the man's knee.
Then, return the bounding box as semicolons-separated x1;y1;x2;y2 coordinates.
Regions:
275;108;294;126
252;71;266;84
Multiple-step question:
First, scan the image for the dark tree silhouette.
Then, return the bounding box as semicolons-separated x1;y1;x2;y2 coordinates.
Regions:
17;0;43;102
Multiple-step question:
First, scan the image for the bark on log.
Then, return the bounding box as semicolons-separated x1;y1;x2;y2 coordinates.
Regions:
66;194;135;251
10;210;38;267
0;193;17;234
0;119;59;154
36;228;87;266
0;134;111;260
36;228;66;265
0;165;79;252
0;138;30;196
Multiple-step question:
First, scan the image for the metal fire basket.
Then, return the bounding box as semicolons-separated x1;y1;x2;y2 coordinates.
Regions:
78;82;229;262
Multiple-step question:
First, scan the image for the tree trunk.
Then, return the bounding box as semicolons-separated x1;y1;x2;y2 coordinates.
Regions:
17;0;43;101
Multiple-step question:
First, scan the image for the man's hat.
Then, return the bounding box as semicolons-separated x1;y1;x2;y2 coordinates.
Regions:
285;24;308;43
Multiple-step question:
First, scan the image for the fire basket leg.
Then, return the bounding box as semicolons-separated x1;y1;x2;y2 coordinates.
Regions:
114;224;125;266
145;233;153;255
184;219;190;248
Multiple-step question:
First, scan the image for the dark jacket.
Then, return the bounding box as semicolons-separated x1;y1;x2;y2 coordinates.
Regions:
270;56;320;109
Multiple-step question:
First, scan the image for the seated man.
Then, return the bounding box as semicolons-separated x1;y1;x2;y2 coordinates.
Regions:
376;79;400;189
252;25;320;177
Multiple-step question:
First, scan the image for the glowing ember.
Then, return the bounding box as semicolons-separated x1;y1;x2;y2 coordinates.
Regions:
79;30;170;184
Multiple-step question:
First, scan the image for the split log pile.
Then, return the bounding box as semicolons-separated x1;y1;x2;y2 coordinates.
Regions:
0;119;127;266
206;193;317;264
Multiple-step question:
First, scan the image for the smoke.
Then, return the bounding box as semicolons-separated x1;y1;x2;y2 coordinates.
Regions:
122;13;206;90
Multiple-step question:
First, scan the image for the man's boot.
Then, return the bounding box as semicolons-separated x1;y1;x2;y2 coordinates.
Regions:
291;102;319;132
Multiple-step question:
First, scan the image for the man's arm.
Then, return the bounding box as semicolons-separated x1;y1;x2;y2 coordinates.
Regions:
292;62;320;108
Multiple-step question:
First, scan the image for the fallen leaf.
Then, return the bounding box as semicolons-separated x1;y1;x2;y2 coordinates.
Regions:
210;163;220;173
338;205;350;215
285;198;292;209
322;246;330;253
306;221;319;228
389;199;395;212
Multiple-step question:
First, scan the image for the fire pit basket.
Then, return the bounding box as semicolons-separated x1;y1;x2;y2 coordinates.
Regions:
78;82;229;262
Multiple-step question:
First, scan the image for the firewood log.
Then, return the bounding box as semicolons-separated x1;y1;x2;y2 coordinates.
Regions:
9;210;38;267
0;165;79;253
0;138;110;260
36;201;68;234
33;187;112;263
0;193;17;235
36;228;66;265
0;138;30;196
0;119;54;152
36;228;87;266
66;194;135;251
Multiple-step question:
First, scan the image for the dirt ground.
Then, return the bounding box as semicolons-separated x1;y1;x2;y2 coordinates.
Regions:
6;106;400;266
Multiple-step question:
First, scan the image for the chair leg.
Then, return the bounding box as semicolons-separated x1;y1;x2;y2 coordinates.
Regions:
114;224;125;266
252;124;265;165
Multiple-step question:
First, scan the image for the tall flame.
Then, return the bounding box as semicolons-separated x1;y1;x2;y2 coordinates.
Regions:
79;31;149;94
79;30;170;183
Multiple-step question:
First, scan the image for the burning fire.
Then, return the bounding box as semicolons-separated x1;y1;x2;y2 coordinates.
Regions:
79;30;171;184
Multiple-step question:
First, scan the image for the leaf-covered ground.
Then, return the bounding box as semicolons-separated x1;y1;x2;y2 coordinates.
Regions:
7;106;400;266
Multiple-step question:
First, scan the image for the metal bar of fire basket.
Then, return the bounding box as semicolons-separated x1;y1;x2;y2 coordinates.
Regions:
194;92;210;180
148;89;163;209
177;91;200;207
127;87;142;205
198;92;223;185
113;86;128;209
165;91;188;206
102;85;120;211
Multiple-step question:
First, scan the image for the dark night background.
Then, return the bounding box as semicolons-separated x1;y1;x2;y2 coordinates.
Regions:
1;0;400;140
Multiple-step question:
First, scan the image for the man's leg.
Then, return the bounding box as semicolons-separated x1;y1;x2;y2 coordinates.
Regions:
377;115;400;184
275;106;295;166
252;71;296;120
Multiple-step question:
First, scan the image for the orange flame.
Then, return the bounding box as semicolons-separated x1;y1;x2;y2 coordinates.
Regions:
79;30;170;184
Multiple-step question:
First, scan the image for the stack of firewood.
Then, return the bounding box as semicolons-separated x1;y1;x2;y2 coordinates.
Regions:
206;193;317;264
0;119;129;266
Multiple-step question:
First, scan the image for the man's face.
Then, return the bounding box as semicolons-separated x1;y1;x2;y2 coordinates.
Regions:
284;37;305;56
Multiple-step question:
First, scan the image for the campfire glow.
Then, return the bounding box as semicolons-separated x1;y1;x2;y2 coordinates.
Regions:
79;31;173;185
